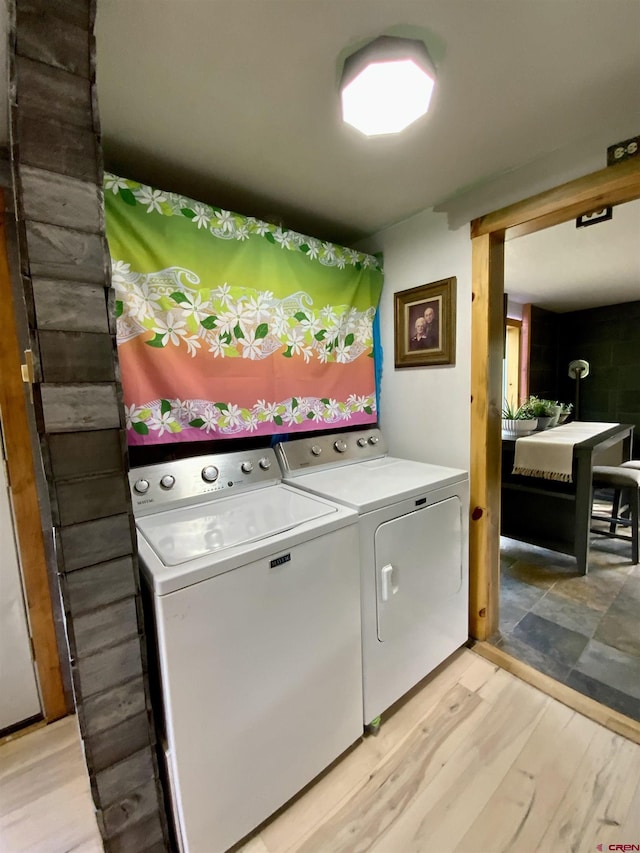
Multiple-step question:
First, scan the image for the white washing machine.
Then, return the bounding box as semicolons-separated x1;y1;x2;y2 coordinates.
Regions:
276;428;469;728
129;447;363;853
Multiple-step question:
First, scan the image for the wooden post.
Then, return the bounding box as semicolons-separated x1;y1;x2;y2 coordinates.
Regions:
469;231;504;640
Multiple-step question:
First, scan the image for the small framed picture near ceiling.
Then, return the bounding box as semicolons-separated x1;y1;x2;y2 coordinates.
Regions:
394;276;456;368
576;207;612;228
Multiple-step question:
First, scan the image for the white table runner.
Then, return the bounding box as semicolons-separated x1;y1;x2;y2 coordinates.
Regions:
512;422;619;482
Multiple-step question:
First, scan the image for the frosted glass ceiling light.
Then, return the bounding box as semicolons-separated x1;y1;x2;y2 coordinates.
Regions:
340;36;436;136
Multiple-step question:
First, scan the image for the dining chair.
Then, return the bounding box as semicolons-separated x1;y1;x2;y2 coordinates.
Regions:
590;464;640;564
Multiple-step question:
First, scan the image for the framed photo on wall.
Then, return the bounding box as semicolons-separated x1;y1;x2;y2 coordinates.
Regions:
394;276;457;368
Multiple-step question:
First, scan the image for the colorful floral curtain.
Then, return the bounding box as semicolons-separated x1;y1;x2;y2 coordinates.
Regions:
104;174;383;445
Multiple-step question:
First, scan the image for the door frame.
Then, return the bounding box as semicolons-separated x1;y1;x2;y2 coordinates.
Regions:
0;198;66;723
503;317;522;408
468;156;640;642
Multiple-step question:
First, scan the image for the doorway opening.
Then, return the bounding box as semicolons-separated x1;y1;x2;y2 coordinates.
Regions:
502;318;522;411
467;157;640;742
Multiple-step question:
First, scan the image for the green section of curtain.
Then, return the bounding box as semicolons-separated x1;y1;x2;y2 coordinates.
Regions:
104;173;384;444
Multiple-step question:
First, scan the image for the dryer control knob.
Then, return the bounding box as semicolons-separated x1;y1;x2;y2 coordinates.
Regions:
334;440;348;453
311;445;322;456
357;437;368;447
241;461;254;474
258;457;271;470
134;478;150;494
160;475;175;490
368;435;380;445
202;465;219;483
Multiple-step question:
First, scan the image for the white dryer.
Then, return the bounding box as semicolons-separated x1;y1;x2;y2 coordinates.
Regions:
130;447;363;853
276;428;469;729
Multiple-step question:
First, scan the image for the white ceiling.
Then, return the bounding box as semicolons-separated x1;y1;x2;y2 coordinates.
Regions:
505;198;640;313
1;2;637;313
94;0;640;247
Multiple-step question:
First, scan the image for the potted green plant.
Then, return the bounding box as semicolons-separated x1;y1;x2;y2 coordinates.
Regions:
502;399;538;435
526;396;557;430
558;402;573;424
549;400;562;426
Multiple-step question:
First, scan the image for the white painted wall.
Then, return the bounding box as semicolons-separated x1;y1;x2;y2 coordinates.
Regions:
506;299;523;321
360;209;471;472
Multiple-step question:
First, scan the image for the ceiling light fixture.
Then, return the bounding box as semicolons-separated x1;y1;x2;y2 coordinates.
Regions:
340;36;436;137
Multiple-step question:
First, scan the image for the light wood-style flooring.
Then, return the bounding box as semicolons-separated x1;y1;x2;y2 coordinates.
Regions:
2;649;639;853
0;716;102;852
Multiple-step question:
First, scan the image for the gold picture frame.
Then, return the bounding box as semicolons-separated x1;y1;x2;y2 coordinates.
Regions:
394;276;457;368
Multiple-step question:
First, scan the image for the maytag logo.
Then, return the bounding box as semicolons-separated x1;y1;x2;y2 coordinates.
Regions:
270;553;291;568
137;498;154;505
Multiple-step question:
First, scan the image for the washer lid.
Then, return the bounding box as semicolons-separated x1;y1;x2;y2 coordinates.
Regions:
284;456;468;513
137;484;336;567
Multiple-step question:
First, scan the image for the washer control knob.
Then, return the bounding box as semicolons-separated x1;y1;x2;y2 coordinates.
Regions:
368;435;380;445
311;445;322;456
160;474;175;490
241;461;254;474
258;457;271;470
357;437;368;447
201;465;219;483
334;440;348;453
134;478;150;494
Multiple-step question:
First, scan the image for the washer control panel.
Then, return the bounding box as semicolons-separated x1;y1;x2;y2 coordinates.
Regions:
129;448;280;515
275;428;387;474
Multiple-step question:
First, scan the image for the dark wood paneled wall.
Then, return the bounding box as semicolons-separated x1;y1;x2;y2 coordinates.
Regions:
527;305;559;400
558;300;640;455
527;300;639;458
9;2;168;849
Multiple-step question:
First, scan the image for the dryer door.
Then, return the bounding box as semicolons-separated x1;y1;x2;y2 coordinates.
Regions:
375;496;462;642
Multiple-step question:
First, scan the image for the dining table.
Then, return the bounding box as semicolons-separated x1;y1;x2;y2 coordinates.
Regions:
501;421;635;574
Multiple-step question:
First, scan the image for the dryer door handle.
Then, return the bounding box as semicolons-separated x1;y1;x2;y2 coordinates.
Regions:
380;563;399;601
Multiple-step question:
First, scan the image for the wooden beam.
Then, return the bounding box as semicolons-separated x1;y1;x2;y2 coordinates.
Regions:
469;232;504;640
504;196;619;241
0;198;66;722
471;157;640;238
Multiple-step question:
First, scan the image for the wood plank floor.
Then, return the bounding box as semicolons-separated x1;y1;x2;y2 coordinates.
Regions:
0;715;102;852
2;649;639;853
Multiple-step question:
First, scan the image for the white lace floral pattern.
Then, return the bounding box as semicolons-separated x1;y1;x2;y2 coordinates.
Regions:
126;394;376;438
113;262;376;365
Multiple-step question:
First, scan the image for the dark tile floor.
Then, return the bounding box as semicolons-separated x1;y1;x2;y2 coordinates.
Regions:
489;530;640;722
